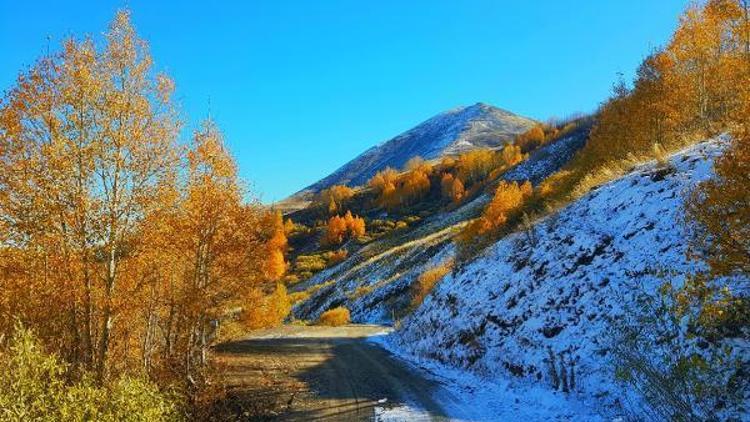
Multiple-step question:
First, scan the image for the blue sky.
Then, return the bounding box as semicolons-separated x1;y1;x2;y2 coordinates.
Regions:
1;1;688;202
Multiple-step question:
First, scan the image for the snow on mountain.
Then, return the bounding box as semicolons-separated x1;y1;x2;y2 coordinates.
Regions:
381;137;748;418
291;103;536;199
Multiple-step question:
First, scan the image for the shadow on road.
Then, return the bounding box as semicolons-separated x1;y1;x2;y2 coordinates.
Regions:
213;328;450;421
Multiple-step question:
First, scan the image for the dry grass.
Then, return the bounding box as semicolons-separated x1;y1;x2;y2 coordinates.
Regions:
347;284;376;300
289;280;336;306
288;291;311;305
410;259;454;310
652;142;670;167
318;307;351;326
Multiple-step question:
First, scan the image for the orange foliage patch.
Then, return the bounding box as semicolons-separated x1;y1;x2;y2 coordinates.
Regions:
411;260;454;310
318;307;351;326
323;211;366;246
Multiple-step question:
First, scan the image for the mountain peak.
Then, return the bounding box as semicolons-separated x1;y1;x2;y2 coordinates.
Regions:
289;103;536;201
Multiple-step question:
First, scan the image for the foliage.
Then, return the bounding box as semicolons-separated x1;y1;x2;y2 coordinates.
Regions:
0;325;180;421
471;181;532;235
293;254;329;277
243;283;292;330
610;279;747;420
368;158;433;210
686;127;750;279
318;307;351;326
263;211;289;281
540;0;750;206
0;10;290;415
317;185;355;215
368;167;400;209
455;149;499;185
322;211;366;246
440;173;465;204
514;125;547;153
326;249;349;265
410;260;454;310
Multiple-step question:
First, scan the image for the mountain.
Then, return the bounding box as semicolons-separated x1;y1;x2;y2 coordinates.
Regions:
288;103;536;202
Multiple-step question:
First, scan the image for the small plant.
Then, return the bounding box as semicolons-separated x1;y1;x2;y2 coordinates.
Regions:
318;307;351;326
410;260;454;310
326;249;348;265
347;284;375;300
544;347;576;394
0;325;180;421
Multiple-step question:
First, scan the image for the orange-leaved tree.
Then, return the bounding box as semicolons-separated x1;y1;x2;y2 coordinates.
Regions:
369;167;399;209
0;9;181;382
323;211;366;246
401;157;432;205
318;184;355;214
440;173;465;204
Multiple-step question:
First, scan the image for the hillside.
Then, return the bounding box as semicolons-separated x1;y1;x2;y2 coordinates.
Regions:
287;103;536;203
291;137;749;419
290;125;590;322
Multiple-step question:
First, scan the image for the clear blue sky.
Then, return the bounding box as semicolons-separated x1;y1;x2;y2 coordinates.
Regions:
1;1;688;202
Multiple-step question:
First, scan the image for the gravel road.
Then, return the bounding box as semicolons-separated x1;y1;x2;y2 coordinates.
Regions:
214;325;452;421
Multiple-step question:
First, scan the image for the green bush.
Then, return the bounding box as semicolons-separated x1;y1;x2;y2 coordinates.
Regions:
610;281;747;420
0;325;181;421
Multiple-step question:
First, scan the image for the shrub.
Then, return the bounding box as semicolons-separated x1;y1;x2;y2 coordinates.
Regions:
318;307;350;326
0;325;181;421
410;260;453;310
326;249;348;265
514;125;546;153
294;254;328;274
288;291;311;305
322;211;366;246
291;280;336;306
242;283;291;329
610;280;747;420
347;284;376;300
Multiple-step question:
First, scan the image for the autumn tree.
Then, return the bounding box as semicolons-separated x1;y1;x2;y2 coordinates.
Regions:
317;184;355;214
479;181;533;234
456;149;498;185
368;167;399;209
150;119;268;381
401;157;432;205
440;173;465;204
323;211;366;246
263;210;288;281
0;10;181;382
0;10;292;403
515;125;546;153
686;114;750;279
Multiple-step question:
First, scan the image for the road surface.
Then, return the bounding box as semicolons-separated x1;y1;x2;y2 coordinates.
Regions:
214;324;453;421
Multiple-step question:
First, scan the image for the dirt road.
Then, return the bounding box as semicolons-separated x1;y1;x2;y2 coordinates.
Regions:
214;325;452;421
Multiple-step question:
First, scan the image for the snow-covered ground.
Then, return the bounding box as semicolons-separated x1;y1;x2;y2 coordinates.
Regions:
384;137;748;419
369;333;606;421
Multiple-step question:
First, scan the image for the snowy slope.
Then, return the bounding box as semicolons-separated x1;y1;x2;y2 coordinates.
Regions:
290;103;536;198
381;137;747;418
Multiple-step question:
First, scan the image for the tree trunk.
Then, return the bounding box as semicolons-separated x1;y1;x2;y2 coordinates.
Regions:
96;246;117;383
